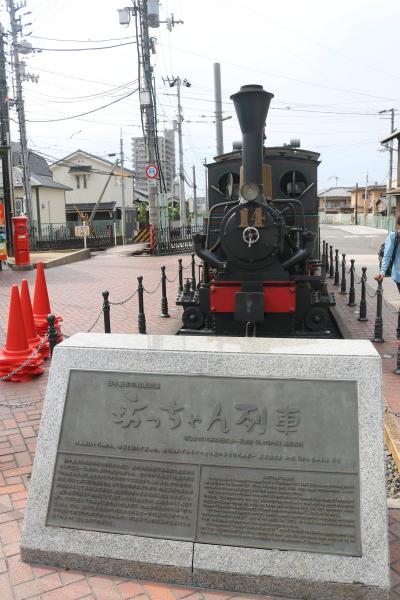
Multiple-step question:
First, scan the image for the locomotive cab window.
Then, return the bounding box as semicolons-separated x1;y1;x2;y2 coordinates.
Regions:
280;170;307;198
218;172;240;200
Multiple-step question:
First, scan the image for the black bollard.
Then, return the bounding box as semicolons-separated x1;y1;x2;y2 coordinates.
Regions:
340;253;347;294
102;290;111;333
395;341;400;375
321;242;327;280
191;253;196;291
160;266;169;318
198;262;202;285
137;275;147;334
325;243;330;273
358;267;368;321
178;258;183;293
329;246;334;278
347;259;356;307
334;249;340;286
47;314;58;357
372;280;384;343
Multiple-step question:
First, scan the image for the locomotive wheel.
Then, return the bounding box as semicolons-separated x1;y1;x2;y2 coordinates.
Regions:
182;306;205;330
304;307;328;331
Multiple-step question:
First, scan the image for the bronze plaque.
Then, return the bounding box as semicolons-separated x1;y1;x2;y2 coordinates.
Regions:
47;370;361;556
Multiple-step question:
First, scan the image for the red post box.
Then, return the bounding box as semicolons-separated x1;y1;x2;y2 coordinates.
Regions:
12;216;31;268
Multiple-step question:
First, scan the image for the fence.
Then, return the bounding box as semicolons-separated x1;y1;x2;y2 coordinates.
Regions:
152;225;206;254
321;212;396;232
30;222;115;250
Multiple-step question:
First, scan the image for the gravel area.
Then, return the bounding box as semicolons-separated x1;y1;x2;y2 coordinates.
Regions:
386;446;400;498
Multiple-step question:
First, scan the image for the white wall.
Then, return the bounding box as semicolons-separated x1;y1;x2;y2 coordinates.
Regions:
51;153;133;210
32;188;66;225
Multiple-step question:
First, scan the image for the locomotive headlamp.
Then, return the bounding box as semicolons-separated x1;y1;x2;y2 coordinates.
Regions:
240;182;259;201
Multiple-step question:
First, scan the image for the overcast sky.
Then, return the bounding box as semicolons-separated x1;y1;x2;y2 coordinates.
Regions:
1;0;399;196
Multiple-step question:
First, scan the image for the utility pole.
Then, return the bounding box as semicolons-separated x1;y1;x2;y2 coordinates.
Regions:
0;23;14;255
192;164;197;226
214;63;223;156
117;1;182;231
354;182;358;226
167;76;190;227
120;129;126;244
7;0;32;225
365;171;369;216
379;108;395;231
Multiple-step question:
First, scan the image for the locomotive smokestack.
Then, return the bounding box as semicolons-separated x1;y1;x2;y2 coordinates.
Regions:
230;84;274;201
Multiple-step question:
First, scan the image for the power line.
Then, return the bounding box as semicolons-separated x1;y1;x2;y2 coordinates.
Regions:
158;42;400;103
31;40;137;52
26;88;138;123
30;34;136;43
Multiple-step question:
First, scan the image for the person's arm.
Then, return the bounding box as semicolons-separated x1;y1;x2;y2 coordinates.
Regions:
380;234;395;276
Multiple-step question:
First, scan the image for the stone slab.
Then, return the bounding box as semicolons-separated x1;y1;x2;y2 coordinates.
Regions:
21;334;390;599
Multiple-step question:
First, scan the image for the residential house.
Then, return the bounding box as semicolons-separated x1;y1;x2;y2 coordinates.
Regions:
318;187;352;215
350;184;387;215
50;150;135;230
0;143;71;226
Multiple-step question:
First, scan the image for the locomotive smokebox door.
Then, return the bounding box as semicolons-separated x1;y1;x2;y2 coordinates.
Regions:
234;292;264;322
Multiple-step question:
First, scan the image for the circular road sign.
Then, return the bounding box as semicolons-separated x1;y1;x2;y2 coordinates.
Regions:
145;163;159;179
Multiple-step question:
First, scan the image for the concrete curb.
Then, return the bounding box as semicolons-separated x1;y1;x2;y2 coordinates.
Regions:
384;408;400;471
7;249;91;270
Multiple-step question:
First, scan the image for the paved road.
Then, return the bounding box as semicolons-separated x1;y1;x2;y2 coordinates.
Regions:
321;224;399;309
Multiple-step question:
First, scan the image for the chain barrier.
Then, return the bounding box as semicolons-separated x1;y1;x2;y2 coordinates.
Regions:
143;279;162;295
108;289;138;306
166;273;179;283
86;308;103;332
0;336;49;407
385;406;400;419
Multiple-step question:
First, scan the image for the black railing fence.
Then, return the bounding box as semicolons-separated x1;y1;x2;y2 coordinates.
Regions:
153;225;206;255
29;223;114;250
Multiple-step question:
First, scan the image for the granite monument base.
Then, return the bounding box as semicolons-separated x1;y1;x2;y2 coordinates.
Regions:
21;334;390;600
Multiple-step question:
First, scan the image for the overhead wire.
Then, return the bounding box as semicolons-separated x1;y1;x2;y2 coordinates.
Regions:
26;88;139;123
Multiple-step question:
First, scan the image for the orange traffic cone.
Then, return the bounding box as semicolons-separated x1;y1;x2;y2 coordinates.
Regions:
0;285;44;382
33;261;62;339
20;279;48;361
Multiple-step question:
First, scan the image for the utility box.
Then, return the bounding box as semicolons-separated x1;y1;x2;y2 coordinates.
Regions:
12;215;31;267
148;0;160;27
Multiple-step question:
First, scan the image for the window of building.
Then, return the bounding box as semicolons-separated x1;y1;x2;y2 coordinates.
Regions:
75;175;80;189
83;174;87;189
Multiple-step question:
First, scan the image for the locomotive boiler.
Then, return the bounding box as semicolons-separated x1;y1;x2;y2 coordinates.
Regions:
177;84;337;338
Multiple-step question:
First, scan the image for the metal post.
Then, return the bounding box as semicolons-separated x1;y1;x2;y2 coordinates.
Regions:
329;245;334;278
102;290;111;333
348;259;356;306
358;267;368;321
334;249;340;286
137;275;146;334
178;258;183;293
324;243;329;273
0;24;14;256
160;266;169;318
214;62;224;156
372;280;384;343
47;314;58;357
7;0;33;225
340;253;347;294
191;253;196;290
192;164;197;225
120;129;126;244
321;241;326;277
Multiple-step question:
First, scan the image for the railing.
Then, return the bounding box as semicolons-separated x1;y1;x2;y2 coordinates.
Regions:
320;212;396;232
152;225;207;254
29;223;114;250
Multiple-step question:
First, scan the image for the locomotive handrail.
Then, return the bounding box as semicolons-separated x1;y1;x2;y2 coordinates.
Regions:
270;198;306;229
206;199;238;250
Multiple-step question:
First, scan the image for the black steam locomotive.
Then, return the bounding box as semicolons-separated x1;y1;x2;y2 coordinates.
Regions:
177;84;337;338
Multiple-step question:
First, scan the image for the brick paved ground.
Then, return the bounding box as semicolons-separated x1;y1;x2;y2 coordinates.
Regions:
0;247;398;599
